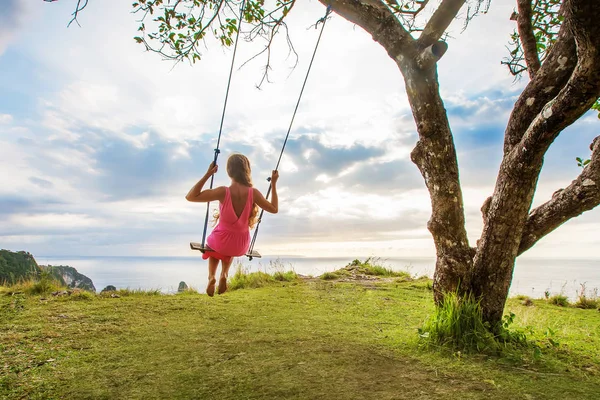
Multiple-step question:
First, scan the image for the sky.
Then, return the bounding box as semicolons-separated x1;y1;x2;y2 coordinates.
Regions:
0;0;598;259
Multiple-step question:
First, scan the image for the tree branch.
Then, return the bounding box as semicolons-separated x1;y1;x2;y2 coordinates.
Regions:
503;13;576;154
516;0;541;78
318;0;416;59
514;0;600;155
44;0;89;27
417;0;466;48
519;136;600;255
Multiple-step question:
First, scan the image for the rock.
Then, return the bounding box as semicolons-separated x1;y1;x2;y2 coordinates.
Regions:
101;285;117;293
178;281;188;292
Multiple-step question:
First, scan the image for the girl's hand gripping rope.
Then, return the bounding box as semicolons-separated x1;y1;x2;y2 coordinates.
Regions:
205;162;218;178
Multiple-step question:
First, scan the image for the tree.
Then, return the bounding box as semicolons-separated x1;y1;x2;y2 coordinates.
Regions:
55;0;600;328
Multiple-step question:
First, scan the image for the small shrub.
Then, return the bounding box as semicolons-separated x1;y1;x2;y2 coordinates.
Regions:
228;265;298;290
419;292;497;353
26;269;64;295
229;266;274;290
320;272;339;281
575;297;598;309
366;265;411;278
419;292;530;354
273;270;297;282
68;290;95;301
549;294;569;307
347;258;412;278
574;284;599;309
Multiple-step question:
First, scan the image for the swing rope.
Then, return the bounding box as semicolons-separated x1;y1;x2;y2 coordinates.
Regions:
247;5;332;259
201;0;247;248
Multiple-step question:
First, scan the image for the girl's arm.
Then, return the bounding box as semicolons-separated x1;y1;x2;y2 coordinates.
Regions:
253;170;279;213
185;163;226;203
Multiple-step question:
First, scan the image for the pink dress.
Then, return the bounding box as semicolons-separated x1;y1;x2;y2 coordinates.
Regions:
202;186;253;263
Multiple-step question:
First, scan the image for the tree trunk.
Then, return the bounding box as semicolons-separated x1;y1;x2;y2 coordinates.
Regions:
323;0;600;328
398;58;473;302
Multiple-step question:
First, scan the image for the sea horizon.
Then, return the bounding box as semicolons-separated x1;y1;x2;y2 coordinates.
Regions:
33;254;600;301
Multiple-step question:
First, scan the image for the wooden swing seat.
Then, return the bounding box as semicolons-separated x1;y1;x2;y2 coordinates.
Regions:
190;242;261;259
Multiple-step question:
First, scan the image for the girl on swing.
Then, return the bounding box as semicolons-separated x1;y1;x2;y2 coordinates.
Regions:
186;154;279;296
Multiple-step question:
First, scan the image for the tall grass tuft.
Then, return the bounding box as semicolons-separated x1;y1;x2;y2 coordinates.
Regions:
549;294;570;307
320;272;339;281
574;284;599;309
229;265;298;290
354;259;411;278
229;266;274;290
267;259;298;282
419;291;498;353
30;269;62;295
2;270;64;296
273;270;297;282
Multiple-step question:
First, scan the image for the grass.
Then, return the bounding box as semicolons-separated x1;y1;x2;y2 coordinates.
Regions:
228;264;298;290
419;292;500;353
574;284;599;310
320;258;413;280
549;294;570;307
0;271;64;297
320;271;340;280
1;270;599;399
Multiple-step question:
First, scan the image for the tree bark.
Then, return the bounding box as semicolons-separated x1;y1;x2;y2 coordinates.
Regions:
401;59;473;302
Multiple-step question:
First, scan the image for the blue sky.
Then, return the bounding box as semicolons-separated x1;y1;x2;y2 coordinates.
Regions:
0;0;598;259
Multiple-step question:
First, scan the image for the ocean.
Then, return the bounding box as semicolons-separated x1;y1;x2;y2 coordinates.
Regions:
36;255;600;301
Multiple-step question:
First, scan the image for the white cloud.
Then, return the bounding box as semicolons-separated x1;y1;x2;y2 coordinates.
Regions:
8;213;107;230
0;0;598;260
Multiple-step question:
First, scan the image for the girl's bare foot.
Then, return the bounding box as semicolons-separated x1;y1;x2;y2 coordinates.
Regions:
218;277;228;295
206;278;216;297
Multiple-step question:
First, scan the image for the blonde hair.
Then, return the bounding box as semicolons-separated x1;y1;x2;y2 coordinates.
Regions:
213;154;258;228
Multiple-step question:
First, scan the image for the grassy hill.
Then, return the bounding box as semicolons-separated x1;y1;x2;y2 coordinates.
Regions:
1;266;599;399
0;250;40;284
0;250;95;291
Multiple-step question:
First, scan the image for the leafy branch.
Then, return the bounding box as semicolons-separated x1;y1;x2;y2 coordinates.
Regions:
502;0;562;77
131;0;296;80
